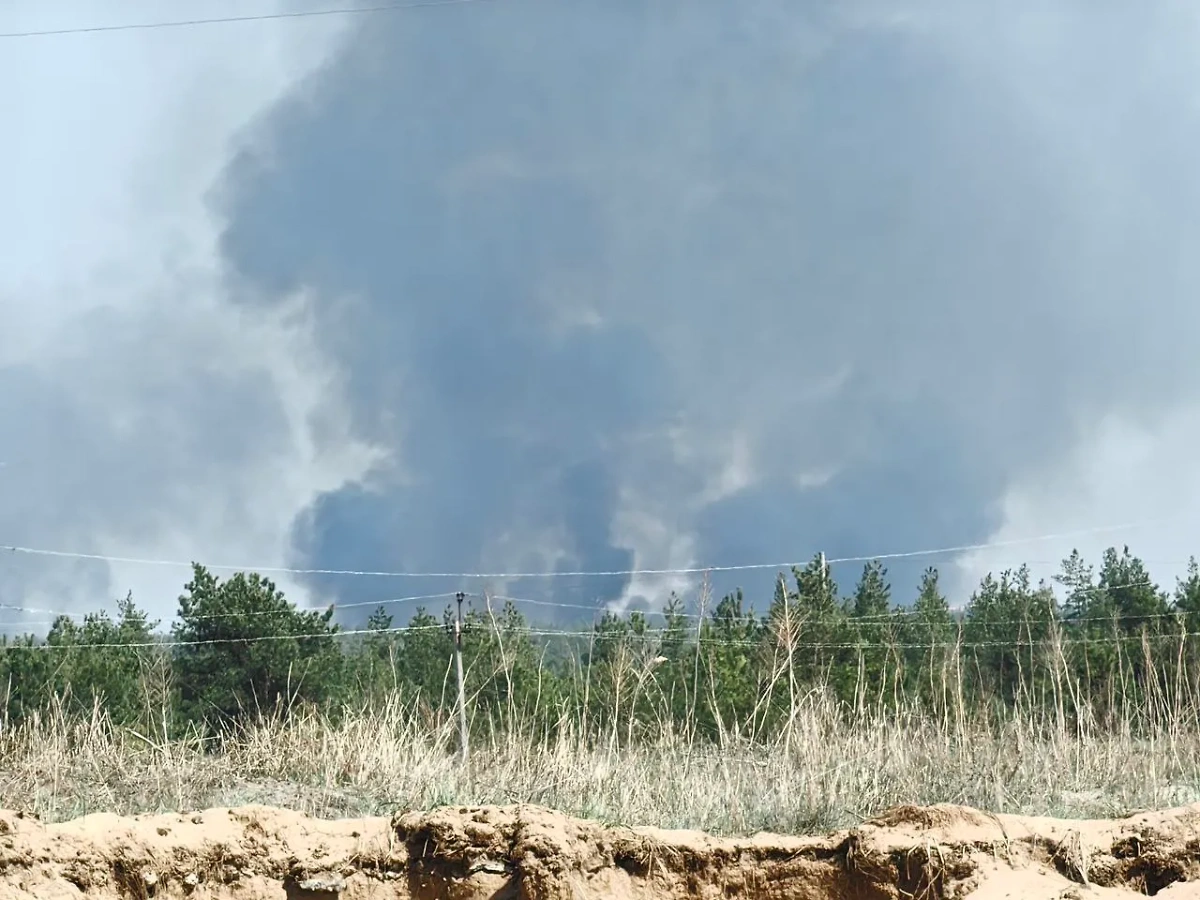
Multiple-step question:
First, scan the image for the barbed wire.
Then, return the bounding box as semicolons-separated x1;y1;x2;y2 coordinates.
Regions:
0;518;1164;580
0;591;460;624
0;574;1166;633
2;609;1198;654
0;576;1175;637
490;577;1165;624
0;620;448;651
517;628;1200;652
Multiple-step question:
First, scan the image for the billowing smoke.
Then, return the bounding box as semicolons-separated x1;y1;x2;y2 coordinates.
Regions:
6;1;1200;630
0;2;373;629
215;1;1200;619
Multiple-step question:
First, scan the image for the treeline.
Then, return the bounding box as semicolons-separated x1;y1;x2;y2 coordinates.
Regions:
3;546;1200;741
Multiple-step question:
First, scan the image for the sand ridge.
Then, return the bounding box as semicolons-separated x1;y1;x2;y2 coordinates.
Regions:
0;801;1199;898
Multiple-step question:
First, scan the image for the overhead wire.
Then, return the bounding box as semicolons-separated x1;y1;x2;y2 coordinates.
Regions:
0;578;1185;652
0;518;1165;581
0;0;496;39
0;591;460;624
1;616;1198;654
490;577;1166;624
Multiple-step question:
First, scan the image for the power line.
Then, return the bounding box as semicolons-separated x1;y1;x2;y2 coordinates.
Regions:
0;578;1171;633
0;0;496;39
824;519;1173;565
0;620;447;651
0;578;1176;643
493;577;1164;623
326;591;460;613
0;591;460;624
514;628;1200;652
0;519;1163;581
1;617;1198;654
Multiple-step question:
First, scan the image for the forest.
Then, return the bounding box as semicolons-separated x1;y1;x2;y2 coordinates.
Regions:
2;545;1197;743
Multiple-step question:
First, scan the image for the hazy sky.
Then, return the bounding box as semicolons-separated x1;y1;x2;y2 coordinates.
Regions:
4;0;1200;630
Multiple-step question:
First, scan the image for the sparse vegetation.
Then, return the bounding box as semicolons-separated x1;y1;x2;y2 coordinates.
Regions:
2;548;1200;833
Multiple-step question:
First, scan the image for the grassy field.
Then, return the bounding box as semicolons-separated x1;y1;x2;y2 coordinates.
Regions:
3;679;1198;835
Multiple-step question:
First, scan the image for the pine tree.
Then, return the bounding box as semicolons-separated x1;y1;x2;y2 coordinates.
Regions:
792;554;849;697
0;633;54;724
699;589;761;739
1056;549;1101;623
1173;558;1200;690
350;605;399;702
172;565;343;726
1174;557;1200;631
898;567;955;707
45;592;159;727
1054;549;1116;705
464;598;543;731
1096;546;1169;698
911;567;953;635
395;606;455;708
1098;546;1168;631
656;591;693;728
963;566;1057;705
847;561;895;704
851;561;892;619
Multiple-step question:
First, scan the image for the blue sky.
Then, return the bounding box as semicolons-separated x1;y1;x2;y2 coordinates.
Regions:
4;1;1200;627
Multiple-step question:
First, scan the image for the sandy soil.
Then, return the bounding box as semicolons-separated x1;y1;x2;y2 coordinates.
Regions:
0;800;1198;899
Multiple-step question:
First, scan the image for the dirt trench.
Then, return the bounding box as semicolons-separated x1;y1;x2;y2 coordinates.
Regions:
2;801;1200;899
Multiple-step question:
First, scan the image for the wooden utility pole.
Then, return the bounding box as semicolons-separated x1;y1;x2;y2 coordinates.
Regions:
454;590;469;765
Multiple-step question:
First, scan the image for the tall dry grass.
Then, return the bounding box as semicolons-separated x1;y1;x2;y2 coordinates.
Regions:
2;663;1199;834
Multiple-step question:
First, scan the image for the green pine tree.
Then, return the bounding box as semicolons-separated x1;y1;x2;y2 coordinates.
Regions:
45;592;159;727
963;566;1057;706
898;567;955;707
172;564;343;726
847;560;895;706
793;554;849;697
1174;557;1200;632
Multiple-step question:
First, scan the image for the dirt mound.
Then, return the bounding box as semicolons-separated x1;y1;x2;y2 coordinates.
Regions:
1;801;1200;899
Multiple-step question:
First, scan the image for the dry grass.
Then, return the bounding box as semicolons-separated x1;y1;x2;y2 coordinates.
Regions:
1;686;1198;835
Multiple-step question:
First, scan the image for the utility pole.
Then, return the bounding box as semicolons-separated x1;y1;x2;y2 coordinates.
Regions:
454;590;469;766
819;552;828;589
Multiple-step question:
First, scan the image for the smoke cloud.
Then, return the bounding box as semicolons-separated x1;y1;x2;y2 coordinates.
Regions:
6;1;1200;628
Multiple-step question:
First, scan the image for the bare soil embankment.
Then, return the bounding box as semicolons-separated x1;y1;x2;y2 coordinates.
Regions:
1;801;1200;899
